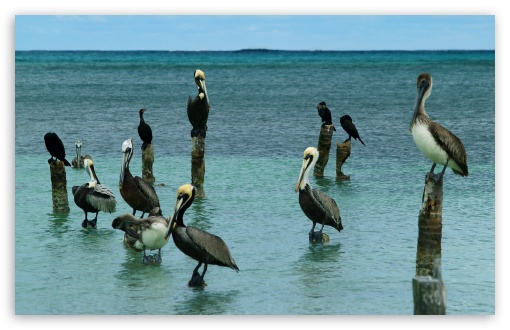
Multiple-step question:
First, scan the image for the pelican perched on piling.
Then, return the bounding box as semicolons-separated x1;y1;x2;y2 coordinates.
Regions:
187;69;210;138
165;184;239;287
119;138;160;218
137;109;153;151
340;115;365;146
409;73;468;183
112;207;169;264
317;101;336;130
72;140;92;168
72;159;116;228
44;132;71;166
295;147;343;241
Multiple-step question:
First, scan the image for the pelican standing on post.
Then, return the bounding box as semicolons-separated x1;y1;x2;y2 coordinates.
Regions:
409;73;468;183
72;140;92;168
295;147;343;242
137;108;153;151
340;115;366;146
165;184;239;287
317;101;336;130
72;159;116;228
187;69;210;138
112;207;170;264
44;132;72;166
119;138;160;218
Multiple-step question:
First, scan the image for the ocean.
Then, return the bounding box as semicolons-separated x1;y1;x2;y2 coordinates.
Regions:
14;50;495;315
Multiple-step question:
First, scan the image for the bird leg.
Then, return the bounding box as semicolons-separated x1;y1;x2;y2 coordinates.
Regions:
142;248;162;264
189;262;206;287
426;163;446;184
81;211;97;228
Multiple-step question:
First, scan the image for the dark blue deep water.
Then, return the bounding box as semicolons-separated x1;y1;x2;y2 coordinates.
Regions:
15;50;495;314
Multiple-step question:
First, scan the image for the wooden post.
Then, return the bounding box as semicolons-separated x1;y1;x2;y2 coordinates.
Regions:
142;144;155;184
413;258;446;314
336;140;351;181
416;173;443;276
313;125;334;177
191;136;206;197
49;160;70;213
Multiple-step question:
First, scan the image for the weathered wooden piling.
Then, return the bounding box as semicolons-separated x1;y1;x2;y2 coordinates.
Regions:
49;160;70;213
191;136;206;197
413;258;446;314
416;173;443;276
141;143;155;184
313;124;335;177
336;139;351;181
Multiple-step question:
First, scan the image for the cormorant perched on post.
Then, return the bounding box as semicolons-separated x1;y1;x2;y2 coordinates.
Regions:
340;115;366;146
295;147;343;242
44;132;72;166
137;109;153;150
316;101;336;130
409;72;468;183
187;69;210;138
72;159;116;228
165;184;239;287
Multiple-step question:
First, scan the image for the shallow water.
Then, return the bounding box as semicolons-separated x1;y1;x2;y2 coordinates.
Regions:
15;50;495;314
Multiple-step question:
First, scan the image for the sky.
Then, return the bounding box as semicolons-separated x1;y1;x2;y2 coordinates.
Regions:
15;15;494;51
3;0;508;329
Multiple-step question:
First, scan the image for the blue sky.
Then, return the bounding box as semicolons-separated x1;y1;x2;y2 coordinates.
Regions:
15;15;494;51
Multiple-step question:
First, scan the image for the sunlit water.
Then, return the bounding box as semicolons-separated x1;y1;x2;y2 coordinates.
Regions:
15;50;495;314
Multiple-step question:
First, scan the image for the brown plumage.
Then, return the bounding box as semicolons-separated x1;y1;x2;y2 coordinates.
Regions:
409;72;468;182
119;138;160;218
295;147;343;241
72;159;116;228
166;184;239;287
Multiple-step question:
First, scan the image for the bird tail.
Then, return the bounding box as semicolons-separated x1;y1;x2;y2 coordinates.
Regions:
359;137;366;146
63;158;72;166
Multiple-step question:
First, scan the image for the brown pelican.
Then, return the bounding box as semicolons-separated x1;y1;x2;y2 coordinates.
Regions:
317;101;336;130
340;115;365;146
71;140;92;168
409;73;468;183
44;132;71;166
112;207;169;264
295;147;343;241
137;109;153;150
119;138;160;218
72;159;116;228
165;184;239;287
187;69;210;138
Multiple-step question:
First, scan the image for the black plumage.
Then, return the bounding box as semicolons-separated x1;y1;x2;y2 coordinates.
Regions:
187;70;210;138
316;101;336;130
340;115;365;146
44;132;71;166
137;109;153;150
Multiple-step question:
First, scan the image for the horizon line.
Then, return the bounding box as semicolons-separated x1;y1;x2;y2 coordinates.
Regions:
15;48;495;52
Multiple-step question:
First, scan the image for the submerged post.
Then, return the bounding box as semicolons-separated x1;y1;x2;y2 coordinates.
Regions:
314;124;335;177
413;258;446;314
141;143;155;184
191;136;206;197
336;140;351;181
49;160;70;213
416;174;443;276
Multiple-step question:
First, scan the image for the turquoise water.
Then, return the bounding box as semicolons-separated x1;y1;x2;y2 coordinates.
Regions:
15;50;495;314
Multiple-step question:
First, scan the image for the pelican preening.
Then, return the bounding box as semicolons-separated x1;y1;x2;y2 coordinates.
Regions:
187;69;210;138
409;73;468;183
340;115;365;146
72;159;116;228
317;101;336;130
112;207;169;264
44;132;72;166
137;108;153;150
165;184;239;287
119;138;160;218
72;140;92;168
296;147;343;242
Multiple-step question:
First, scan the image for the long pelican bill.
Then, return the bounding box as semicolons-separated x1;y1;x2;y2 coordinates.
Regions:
119;139;133;188
295;154;312;192
164;192;185;239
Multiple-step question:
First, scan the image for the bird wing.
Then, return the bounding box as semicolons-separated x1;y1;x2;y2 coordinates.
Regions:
311;187;340;220
112;213;162;238
133;176;160;207
429;121;468;176
186;226;237;268
86;184;117;213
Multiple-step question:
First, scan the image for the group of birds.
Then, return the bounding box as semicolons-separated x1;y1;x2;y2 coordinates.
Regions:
42;71;469;286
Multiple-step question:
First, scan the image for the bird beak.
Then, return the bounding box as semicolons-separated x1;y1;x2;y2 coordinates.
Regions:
119;150;128;188
295;156;310;192
164;197;184;239
198;79;210;109
409;79;429;132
